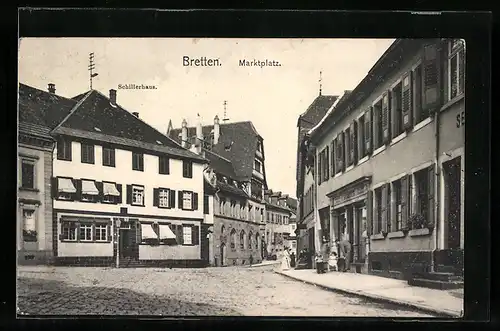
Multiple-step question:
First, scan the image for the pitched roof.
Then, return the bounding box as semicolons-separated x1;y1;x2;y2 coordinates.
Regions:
307;90;352;135
216;180;248;198
49;89;205;162
286;197;297;211
18;83;77;130
298;94;338;128
170;121;260;180
204;150;239;180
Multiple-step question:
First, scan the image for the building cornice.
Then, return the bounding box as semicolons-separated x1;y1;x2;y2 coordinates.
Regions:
18;133;55;150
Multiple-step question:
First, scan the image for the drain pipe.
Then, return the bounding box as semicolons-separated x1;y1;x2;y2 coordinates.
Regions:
431;99;441;273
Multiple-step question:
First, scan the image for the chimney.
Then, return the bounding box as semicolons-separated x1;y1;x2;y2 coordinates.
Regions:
109;89;117;105
196;115;203;154
213;115;220;145
47;83;56;94
132;112;139;118
181;119;188;148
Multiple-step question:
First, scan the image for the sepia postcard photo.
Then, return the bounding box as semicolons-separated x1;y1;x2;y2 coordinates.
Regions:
17;36;465;318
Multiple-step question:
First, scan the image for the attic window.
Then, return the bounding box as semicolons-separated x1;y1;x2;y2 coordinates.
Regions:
156;140;163;145
94;127;101;132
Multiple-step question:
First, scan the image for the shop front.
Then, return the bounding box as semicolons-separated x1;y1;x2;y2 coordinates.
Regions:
327;176;371;274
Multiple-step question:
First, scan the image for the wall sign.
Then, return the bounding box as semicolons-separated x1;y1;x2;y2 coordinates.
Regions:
332;181;370;207
456;110;465;128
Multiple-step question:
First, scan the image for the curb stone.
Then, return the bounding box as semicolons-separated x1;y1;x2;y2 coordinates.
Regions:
275;270;462;318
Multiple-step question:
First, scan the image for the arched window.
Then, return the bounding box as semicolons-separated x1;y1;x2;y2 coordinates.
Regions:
248;231;253;249
230;229;237;249
221;225;225;235
240;230;245;249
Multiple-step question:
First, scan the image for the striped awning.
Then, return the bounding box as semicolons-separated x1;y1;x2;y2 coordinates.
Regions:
141;223;158;240
82;180;99;195
58;178;76;193
159;224;177;240
103;182;120;196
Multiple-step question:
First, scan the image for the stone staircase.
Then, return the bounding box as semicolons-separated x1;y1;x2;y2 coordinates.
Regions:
408;270;463;290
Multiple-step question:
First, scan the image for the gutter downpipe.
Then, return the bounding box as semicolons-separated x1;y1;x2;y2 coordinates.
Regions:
432;93;441;273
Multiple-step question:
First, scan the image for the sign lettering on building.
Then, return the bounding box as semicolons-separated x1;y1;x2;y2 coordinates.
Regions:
456;110;465;128
333;181;369;207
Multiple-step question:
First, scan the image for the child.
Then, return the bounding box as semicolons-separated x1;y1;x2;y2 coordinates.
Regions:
328;251;338;272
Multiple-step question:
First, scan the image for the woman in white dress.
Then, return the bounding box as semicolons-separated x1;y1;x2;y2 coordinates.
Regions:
281;248;291;270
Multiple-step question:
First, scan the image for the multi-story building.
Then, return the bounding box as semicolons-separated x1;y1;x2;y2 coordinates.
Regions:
263;190;294;258
295;93;339;266
305;38;465;285
169;118;268;266
19;83;208;267
285;197;298;254
17;83;75;265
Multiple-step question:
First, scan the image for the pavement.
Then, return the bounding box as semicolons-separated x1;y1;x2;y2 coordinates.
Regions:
17;265;437;317
274;268;463;318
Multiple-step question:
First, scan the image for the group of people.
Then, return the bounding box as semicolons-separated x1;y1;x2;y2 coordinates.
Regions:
280;237;352;273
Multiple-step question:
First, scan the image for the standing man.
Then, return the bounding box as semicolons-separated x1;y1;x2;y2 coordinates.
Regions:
335;237;352;272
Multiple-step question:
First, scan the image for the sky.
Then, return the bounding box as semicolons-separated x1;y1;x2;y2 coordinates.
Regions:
18;38;394;198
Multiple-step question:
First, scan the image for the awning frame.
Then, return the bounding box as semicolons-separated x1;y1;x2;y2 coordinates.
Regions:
81;179;99;195
103;182;120;196
159;224;177;240
58;177;77;193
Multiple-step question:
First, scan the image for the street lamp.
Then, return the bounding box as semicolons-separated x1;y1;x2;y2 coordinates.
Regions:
115;218;121;268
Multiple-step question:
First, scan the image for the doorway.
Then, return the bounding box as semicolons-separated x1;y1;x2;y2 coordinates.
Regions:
444;157;462;249
220;243;227;266
119;228;136;258
356;205;367;262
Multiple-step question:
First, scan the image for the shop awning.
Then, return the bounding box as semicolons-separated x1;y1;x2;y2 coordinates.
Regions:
141;223;158;240
58;178;77;193
82;180;99;195
103;182;120;196
159;224;177;240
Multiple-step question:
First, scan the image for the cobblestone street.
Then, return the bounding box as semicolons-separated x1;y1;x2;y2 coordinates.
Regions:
17;265;436;317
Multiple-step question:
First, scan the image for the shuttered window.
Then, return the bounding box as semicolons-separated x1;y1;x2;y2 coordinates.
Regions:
364;108;372;156
448;39;465;100
357;115;365;158
330;140;335;177
402;73;413;130
422;42;440;114
381;93;390;144
81;142;95;164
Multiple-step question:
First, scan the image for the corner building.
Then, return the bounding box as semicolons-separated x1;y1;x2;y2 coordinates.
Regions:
307;38;465;279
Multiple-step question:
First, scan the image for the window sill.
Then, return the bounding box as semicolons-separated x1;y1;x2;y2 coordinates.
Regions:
57;158;72;162
440;93;465;113
334;172;342;178
357;156;369;166
131;204;146;207
19;187;39;192
103;164;116;168
412;117;433;133
345;165;354;173
390;132;407;146
370;233;385;241
132;169;144;172
81;161;95;165
387;231;406;239
409;228;431;237
372;145;386;157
